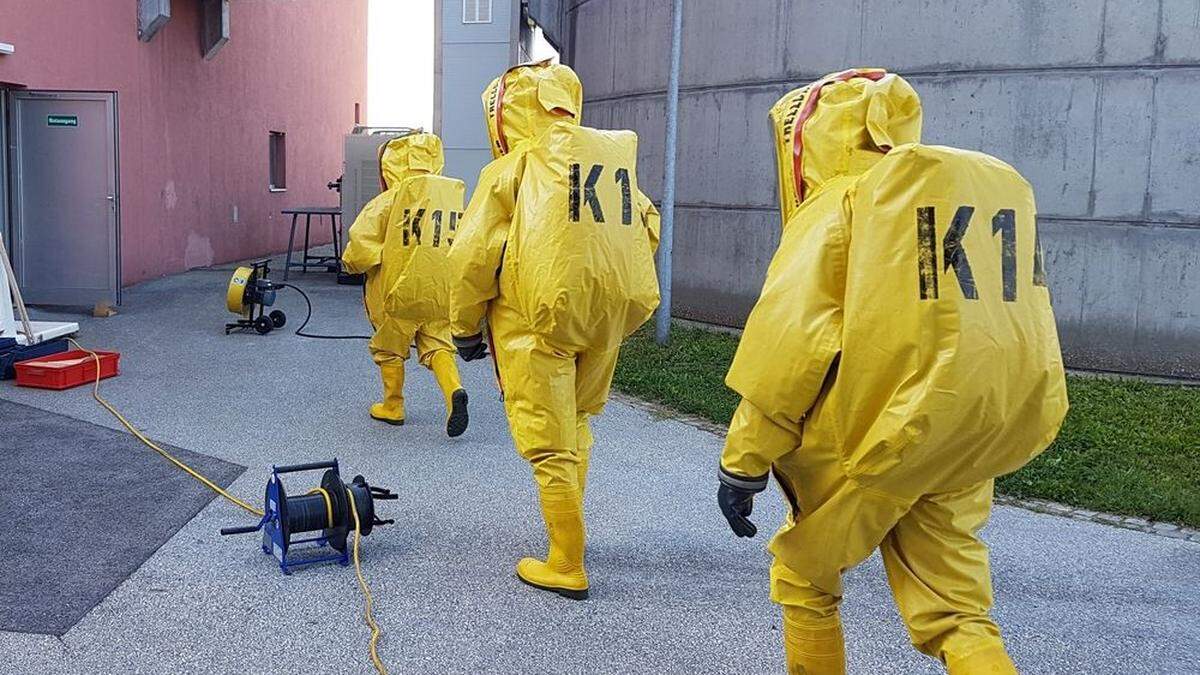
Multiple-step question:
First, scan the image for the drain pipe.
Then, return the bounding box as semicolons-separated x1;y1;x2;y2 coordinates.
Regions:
655;0;683;346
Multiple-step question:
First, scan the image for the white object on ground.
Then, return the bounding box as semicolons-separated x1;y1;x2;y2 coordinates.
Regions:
0;230;78;346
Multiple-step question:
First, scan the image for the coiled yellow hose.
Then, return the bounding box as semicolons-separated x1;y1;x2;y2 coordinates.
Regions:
65;337;386;673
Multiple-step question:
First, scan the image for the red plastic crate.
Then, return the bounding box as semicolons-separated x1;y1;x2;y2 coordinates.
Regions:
14;349;121;390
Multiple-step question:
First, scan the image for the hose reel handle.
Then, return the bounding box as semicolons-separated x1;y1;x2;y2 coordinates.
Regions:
274;460;339;474
220;525;262;536
369;486;398;500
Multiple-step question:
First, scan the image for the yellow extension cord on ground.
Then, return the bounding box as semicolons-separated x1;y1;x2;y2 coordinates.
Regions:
65;338;388;675
346;488;386;674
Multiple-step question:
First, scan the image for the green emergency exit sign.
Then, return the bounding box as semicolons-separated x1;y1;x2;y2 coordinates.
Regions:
47;115;78;127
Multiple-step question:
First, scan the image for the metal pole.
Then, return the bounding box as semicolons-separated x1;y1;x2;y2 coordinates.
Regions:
656;0;683;345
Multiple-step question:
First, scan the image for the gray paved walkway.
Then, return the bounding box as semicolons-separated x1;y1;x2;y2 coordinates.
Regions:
0;257;1196;674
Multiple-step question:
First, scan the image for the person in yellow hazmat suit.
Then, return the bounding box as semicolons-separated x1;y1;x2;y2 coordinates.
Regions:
448;61;660;600
716;69;1068;674
341;132;470;437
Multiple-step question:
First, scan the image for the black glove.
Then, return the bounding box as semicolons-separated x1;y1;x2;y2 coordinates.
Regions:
453;333;489;362
718;467;768;538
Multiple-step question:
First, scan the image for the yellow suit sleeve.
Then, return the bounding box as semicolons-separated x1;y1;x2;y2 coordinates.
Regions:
720;187;850;482
448;154;523;337
721;399;804;484
637;190;661;254
341;191;395;275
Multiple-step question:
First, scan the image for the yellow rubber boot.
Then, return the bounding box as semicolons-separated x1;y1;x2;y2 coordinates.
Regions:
946;645;1018;675
517;489;589;600
369;363;406;425
430;351;468;437
783;610;846;675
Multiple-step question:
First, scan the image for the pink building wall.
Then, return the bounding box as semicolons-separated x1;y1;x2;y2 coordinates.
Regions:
0;0;368;284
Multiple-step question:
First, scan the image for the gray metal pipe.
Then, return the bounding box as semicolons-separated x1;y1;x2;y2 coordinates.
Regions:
655;0;683;346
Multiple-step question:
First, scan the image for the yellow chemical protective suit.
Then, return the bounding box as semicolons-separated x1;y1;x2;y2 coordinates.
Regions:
342;133;470;437
450;61;660;599
718;69;1068;674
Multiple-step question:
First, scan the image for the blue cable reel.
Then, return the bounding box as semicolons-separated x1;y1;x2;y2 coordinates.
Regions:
220;460;396;575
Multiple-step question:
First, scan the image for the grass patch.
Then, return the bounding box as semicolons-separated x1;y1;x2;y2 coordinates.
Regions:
613;323;741;424
614;323;1200;528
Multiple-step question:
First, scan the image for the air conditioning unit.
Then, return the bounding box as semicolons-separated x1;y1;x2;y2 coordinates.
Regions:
340;127;419;230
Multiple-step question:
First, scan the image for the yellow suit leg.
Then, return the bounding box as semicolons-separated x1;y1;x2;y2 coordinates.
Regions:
574;414;593;496
573;346;619;497
415;319;468;437
880;480;1015;674
768;436;913;674
491;307;589;598
413;318;456;369
492;316;580;492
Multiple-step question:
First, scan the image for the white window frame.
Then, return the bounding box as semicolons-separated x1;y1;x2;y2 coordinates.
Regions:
462;0;493;24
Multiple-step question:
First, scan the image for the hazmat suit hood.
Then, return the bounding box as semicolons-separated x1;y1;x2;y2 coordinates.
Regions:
768;68;923;228
482;60;583;158
343;129;465;387
379;132;446;190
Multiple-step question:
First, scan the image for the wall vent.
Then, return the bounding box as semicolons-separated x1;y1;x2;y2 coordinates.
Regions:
137;0;171;42
201;0;231;60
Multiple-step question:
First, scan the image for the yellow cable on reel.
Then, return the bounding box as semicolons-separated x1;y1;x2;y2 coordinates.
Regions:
305;487;336;529
65;338;387;672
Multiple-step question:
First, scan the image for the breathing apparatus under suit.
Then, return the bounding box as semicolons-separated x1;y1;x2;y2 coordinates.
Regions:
449;61;660;599
341;132;470;437
717;69;1068;674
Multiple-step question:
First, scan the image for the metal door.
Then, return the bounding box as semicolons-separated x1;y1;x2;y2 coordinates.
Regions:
8;91;120;306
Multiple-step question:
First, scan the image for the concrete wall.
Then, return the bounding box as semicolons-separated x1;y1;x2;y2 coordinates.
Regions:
565;0;1200;378
0;0;367;285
